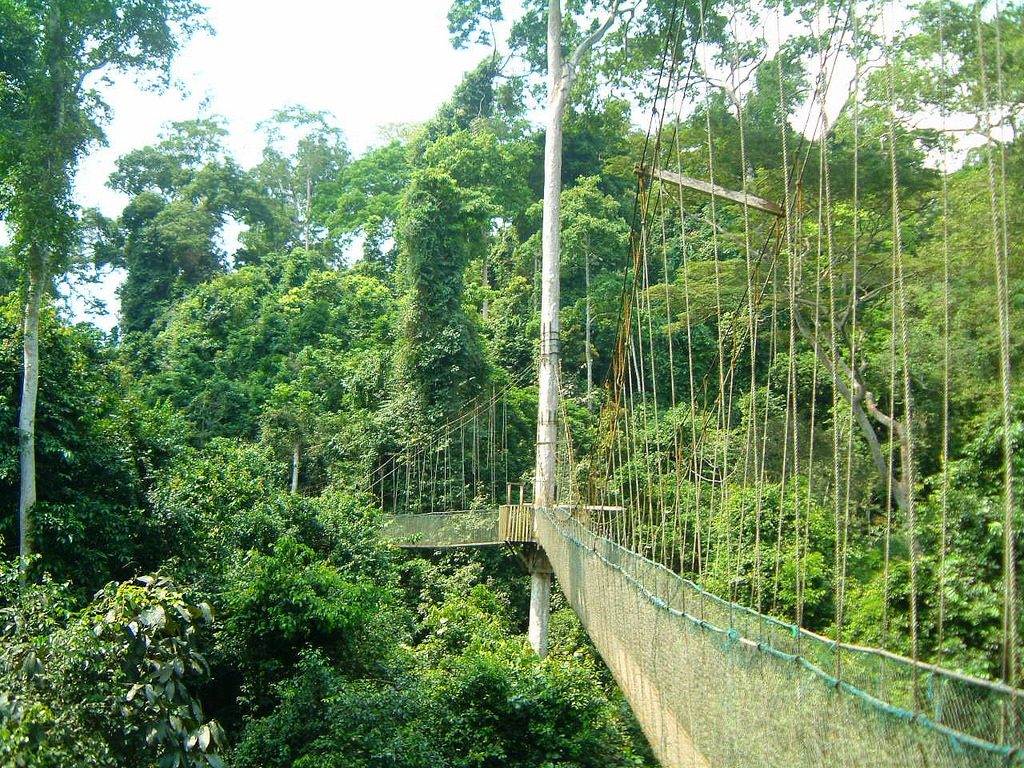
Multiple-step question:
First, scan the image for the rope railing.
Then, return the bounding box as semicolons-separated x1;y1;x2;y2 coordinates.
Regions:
381;510;502;548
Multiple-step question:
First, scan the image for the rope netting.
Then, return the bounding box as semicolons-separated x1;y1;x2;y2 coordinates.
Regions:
537;505;1024;767
381;510;502;548
366;367;536;513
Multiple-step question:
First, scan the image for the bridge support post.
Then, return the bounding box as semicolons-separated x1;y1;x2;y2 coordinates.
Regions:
523;547;553;657
529;569;552;657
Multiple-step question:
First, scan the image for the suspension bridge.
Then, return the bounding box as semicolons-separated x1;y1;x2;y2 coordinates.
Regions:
364;1;1022;764
383;503;1022;767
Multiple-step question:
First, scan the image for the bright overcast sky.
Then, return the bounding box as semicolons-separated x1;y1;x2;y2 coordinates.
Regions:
76;0;491;215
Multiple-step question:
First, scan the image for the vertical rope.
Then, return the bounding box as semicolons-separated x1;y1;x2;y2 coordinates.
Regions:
818;90;848;680
775;4;803;628
731;32;767;613
883;3;920;668
935;0;952;662
974;0;1019;689
842;0;862;668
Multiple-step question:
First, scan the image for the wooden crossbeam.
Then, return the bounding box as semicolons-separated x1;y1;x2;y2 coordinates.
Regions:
638;164;785;218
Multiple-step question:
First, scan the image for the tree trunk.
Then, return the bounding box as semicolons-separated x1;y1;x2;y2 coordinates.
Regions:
535;0;619;508
534;0;569;509
19;251;47;573
793;306;910;517
304;175;312;254
291;439;301;494
585;247;594;412
481;251;490;319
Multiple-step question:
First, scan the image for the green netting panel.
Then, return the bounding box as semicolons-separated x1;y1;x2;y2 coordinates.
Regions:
382;511;501;548
535;506;1024;768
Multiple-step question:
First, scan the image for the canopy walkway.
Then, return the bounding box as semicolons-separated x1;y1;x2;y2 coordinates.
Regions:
384;505;1024;767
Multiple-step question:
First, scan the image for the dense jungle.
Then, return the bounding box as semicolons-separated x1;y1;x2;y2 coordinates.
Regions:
1;0;1021;765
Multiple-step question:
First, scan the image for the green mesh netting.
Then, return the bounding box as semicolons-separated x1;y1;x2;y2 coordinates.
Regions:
381;507;1023;765
382;510;501;548
535;506;1024;768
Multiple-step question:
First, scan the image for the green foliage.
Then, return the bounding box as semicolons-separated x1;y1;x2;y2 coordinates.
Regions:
231;650;440;768
233;579;654;768
221;536;392;696
108;119;255;338
0;0;209;571
145;439;400;585
399;165;491;421
886;0;1024;130
448;0;504;49
7;1;1022;762
0;246;19;293
526;98;636;197
326;140;410;272
544;176;630;393
409;58;503;157
0;0;209;276
136;255;397;446
246;107;351;261
110;119;231;198
0;568;225;768
145;437;410;714
147;439;288;576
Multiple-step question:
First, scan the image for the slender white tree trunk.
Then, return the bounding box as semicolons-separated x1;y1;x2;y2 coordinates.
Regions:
481;254;490;319
535;0;571;510
585;247;594;411
304;175;312;254
535;0;619;508
19;4;66;576
291;439;301;494
19;253;46;570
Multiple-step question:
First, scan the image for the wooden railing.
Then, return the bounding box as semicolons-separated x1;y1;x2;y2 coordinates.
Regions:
499;503;535;543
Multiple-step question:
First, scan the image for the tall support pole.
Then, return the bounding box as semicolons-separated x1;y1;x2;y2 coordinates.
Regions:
531;0;569;661
536;0;620;506
524;547;554;657
533;0;619;656
529;570;553;657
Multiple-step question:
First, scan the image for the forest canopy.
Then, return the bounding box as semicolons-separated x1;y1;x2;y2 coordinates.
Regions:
1;0;1022;764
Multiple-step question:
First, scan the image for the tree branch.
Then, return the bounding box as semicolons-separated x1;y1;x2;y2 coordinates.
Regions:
792;303;908;513
567;1;624;74
862;389;910;511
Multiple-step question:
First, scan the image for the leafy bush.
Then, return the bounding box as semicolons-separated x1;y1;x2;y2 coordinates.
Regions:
232;651;440;768
234;581;654;768
219;534;404;717
0;566;225;768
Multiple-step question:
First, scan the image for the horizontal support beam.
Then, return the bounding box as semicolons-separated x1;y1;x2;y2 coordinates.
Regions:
638;164;785;218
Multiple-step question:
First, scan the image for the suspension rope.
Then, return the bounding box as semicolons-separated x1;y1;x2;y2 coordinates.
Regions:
974;0;1019;690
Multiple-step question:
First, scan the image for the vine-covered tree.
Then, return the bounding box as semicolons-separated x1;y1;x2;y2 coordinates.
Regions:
399;166;490;422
